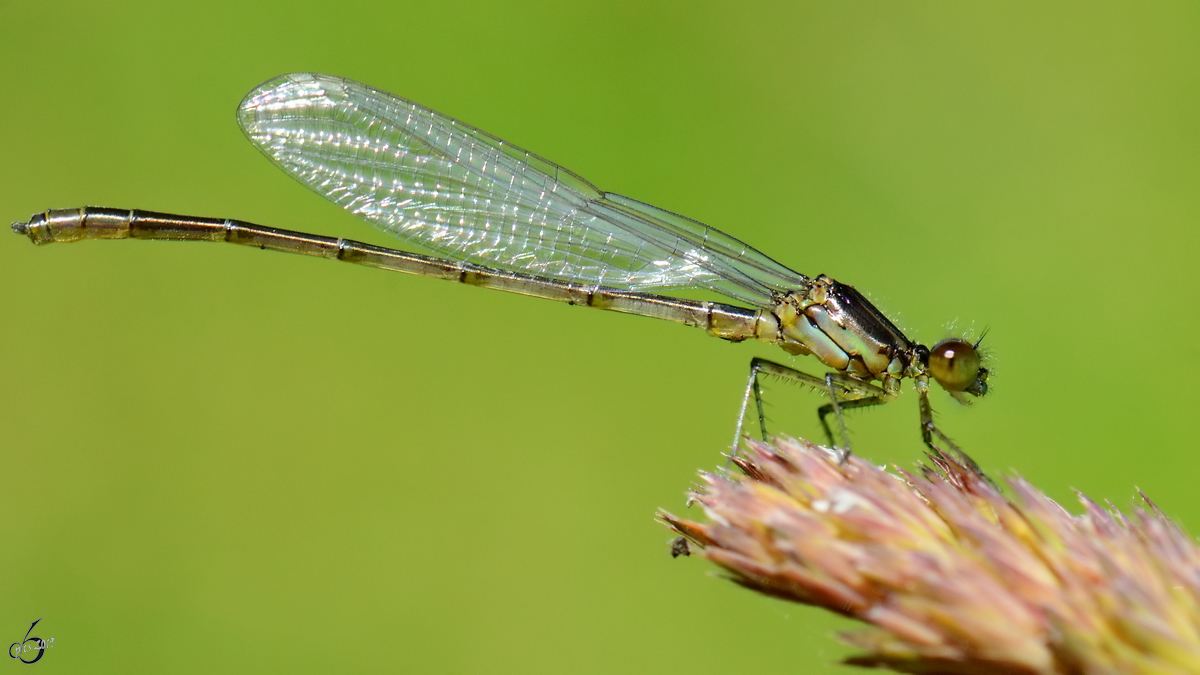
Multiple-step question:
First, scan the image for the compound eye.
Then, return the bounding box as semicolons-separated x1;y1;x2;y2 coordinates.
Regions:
929;339;981;392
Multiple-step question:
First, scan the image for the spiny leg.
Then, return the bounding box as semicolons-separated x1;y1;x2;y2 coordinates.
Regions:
915;379;994;486
731;358;768;452
749;362;839;441
817;384;890;462
821;373;850;456
732;358;886;461
730;358;801;463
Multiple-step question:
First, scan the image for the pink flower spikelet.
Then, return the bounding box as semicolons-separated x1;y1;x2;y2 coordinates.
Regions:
659;437;1200;674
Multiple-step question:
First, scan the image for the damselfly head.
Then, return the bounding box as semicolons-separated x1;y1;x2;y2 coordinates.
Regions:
929;338;989;402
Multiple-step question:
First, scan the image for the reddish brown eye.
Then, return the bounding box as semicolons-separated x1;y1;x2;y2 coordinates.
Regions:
929;339;981;392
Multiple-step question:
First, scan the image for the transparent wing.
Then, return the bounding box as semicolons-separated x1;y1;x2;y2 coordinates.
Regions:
237;73;808;306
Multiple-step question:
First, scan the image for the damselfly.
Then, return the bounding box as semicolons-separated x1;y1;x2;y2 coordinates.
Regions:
12;73;989;470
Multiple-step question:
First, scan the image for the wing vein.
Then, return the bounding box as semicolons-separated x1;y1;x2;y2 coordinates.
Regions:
237;73;809;306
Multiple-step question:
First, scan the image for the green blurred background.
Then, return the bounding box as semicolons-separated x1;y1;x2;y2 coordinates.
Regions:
2;1;1198;671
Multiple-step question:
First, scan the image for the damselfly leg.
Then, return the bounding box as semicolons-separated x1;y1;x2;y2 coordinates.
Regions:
734;357;893;462
734;357;991;485
914;378;991;483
